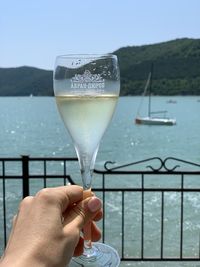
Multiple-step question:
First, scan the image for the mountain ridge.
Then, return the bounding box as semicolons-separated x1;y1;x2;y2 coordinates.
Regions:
0;38;200;96
114;38;200;95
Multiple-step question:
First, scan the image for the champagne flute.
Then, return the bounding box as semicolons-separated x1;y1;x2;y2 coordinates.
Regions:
53;54;120;266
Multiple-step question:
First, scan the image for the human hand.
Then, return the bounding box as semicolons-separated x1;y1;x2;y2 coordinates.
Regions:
0;185;102;267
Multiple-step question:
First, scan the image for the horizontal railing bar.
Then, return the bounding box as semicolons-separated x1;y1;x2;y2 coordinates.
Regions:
121;258;200;261
0;175;73;179
94;170;200;175
0;157;78;161
2;174;200;180
93;188;200;192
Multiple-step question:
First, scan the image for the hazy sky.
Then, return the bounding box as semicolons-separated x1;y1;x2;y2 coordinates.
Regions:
1;0;199;70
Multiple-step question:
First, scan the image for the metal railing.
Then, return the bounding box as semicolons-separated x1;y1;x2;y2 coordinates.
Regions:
1;155;200;264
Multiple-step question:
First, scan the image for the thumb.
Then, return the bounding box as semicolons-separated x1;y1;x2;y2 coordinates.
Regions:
63;196;102;230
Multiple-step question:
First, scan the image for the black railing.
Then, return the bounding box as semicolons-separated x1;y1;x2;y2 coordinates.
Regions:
1;156;200;264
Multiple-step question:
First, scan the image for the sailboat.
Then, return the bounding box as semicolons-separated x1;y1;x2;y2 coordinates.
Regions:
135;65;176;126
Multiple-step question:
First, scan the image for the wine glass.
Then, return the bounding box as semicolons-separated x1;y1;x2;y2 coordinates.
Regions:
53;54;120;267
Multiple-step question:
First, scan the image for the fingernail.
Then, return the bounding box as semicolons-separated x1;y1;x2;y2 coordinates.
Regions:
87;197;102;212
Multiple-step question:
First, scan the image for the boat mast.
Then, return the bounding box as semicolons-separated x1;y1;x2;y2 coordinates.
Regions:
148;63;153;117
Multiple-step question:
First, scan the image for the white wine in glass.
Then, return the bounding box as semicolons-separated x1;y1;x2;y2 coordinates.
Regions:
54;54;120;267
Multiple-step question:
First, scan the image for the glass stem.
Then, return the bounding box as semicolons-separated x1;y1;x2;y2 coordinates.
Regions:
81;167;97;257
83;221;92;249
81;167;93;190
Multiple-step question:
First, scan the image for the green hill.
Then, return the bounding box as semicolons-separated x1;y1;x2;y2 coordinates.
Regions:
0;38;200;96
0;66;53;96
115;38;200;95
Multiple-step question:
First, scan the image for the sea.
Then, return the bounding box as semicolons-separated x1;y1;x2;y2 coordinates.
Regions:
0;96;200;267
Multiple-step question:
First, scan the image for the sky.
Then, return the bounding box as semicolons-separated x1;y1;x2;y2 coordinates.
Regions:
0;0;200;70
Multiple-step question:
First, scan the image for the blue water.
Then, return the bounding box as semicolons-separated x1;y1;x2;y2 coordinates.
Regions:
1;96;200;163
0;96;200;267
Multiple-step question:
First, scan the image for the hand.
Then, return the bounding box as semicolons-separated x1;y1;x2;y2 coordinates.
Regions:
0;185;102;267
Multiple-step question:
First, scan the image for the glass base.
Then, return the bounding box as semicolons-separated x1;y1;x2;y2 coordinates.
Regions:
69;242;120;267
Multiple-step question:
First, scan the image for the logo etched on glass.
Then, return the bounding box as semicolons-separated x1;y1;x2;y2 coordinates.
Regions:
71;70;105;92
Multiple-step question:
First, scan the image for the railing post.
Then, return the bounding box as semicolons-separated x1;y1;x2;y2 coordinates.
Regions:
21;155;30;198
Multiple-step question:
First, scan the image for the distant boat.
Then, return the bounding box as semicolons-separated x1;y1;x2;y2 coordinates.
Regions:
135;64;176;126
166;99;177;104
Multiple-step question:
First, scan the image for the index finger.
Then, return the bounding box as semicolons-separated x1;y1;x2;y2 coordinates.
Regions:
36;185;83;212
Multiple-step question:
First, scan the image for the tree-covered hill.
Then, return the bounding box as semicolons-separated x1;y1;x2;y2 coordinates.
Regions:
0;66;53;96
115;38;200;95
0;38;200;96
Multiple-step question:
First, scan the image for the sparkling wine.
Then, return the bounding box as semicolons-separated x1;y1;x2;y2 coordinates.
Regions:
56;95;118;187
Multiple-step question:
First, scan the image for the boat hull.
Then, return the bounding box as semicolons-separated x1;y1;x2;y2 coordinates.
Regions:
135;117;176;126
